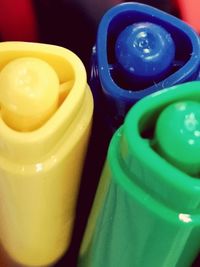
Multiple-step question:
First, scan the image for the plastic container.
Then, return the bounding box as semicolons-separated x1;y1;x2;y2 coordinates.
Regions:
91;2;200;134
79;81;200;267
0;42;93;267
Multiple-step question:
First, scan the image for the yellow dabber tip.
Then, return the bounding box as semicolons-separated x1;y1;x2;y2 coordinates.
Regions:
0;57;60;131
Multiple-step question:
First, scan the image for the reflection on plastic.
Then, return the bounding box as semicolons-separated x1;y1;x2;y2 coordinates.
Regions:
91;2;200;134
115;22;175;86
0;42;93;267
154;101;200;176
79;82;200;267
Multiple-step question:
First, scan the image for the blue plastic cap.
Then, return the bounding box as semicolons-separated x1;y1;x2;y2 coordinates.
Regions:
115;22;175;82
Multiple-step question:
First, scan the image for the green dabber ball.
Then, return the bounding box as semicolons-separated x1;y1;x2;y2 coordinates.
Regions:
155;101;200;176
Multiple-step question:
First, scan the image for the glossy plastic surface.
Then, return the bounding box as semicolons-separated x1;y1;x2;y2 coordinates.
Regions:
115;22;175;84
79;81;200;267
0;57;60;131
0;42;93;267
91;2;200;133
155;101;200;176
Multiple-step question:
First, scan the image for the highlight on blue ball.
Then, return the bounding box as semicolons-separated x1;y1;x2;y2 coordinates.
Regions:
115;22;175;83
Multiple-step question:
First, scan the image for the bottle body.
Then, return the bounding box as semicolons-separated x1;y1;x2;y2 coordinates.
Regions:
79;82;200;267
0;42;93;267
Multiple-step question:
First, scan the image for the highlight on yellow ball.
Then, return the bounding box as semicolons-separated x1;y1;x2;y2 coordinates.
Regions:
0;57;62;131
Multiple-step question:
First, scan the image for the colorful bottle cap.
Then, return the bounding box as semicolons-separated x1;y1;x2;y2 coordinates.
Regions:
155;101;200;176
0;57;59;131
91;3;200;132
115;22;175;84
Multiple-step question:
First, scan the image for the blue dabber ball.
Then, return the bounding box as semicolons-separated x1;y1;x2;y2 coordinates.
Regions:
115;22;176;86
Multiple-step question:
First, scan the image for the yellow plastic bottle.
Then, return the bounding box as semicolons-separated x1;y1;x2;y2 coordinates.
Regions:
0;42;93;266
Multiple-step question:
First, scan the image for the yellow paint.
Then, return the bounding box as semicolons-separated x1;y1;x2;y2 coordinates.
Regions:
0;42;93;266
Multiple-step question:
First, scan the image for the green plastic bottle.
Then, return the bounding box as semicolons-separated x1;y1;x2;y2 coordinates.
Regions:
79;81;200;267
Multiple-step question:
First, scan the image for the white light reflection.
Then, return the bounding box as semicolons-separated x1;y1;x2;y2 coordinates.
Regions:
184;112;198;131
175;102;186;111
194;130;200;137
179;213;192;223
188;139;195;145
35;163;43;172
